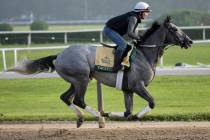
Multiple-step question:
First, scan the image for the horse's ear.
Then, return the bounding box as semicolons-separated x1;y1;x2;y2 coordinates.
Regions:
164;16;171;27
164;16;171;24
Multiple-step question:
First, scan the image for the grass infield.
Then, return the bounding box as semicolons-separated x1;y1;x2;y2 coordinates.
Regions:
0;76;210;121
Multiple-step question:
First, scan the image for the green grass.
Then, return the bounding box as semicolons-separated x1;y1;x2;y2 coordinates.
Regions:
1;43;210;71
163;43;210;65
13;24;103;31
0;76;210;121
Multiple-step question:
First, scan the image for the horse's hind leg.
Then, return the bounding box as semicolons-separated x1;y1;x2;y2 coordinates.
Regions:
73;78;100;118
73;81;105;128
60;85;75;106
60;84;84;128
73;79;107;128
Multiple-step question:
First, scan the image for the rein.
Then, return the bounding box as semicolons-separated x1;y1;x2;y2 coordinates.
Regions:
138;43;176;49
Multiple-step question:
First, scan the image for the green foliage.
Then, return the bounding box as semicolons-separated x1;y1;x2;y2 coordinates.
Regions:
0;23;13;31
162;43;210;66
146;10;210;41
157;10;210;26
30;20;48;31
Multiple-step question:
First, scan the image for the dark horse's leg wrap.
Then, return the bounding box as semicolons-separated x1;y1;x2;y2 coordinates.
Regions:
72;78;89;109
73;96;86;109
60;85;75;106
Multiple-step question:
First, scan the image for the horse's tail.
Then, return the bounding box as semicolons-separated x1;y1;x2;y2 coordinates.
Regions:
6;55;57;75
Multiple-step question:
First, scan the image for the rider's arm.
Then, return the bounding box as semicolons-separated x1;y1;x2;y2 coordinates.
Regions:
127;16;140;40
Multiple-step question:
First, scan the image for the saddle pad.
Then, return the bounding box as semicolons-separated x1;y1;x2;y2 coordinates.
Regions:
95;46;114;72
95;45;136;72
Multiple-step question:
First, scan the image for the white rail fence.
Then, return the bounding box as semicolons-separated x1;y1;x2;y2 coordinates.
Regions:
0;26;210;45
0;29;103;45
1;26;210;71
0;46;68;71
1;40;210;71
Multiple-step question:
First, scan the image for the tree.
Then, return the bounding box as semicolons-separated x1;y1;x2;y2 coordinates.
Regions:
30;20;48;30
0;23;13;31
156;10;210;26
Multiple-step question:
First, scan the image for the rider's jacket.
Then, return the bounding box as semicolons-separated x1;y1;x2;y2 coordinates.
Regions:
106;11;141;40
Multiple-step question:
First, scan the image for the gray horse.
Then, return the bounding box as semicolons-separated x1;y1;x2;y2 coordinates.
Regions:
7;17;193;128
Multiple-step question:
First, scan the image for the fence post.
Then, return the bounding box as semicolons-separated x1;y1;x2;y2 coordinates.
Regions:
64;32;68;44
203;28;206;40
99;31;103;43
2;49;7;71
14;49;17;66
27;33;31;45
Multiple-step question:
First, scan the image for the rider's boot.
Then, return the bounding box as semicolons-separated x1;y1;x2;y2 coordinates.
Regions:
113;49;124;72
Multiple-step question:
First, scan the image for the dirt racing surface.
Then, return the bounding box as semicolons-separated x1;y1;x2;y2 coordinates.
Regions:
0;121;210;140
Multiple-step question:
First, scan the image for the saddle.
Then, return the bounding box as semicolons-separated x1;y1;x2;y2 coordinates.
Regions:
100;42;116;48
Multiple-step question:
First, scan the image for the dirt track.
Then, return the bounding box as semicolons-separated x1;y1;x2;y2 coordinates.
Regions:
0;121;210;140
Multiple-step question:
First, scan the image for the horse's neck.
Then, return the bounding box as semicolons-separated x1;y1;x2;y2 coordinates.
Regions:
138;27;166;69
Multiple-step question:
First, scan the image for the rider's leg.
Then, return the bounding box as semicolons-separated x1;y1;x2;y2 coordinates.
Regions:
103;26;127;71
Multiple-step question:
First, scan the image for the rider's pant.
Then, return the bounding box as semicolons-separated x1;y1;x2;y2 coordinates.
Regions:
103;26;127;52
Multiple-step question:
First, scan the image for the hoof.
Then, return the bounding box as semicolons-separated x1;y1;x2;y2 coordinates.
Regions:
125;114;133;121
77;117;84;128
101;112;109;117
131;114;138;120
98;117;105;128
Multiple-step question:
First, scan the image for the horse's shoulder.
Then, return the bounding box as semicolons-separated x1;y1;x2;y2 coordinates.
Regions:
135;50;149;63
129;50;154;81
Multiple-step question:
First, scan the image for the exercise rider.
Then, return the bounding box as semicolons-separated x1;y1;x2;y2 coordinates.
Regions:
103;2;151;72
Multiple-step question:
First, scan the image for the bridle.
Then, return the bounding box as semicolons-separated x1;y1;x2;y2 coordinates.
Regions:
137;23;189;50
135;23;188;79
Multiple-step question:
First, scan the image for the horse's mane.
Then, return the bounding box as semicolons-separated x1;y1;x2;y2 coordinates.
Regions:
141;21;161;43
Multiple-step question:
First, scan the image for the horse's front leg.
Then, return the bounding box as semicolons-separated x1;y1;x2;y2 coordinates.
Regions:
124;91;134;118
103;91;134;119
134;81;155;119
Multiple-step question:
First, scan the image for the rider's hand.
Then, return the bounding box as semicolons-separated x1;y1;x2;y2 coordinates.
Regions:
132;39;138;46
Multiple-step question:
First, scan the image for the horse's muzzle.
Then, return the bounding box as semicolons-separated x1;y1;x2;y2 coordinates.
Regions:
181;36;193;49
